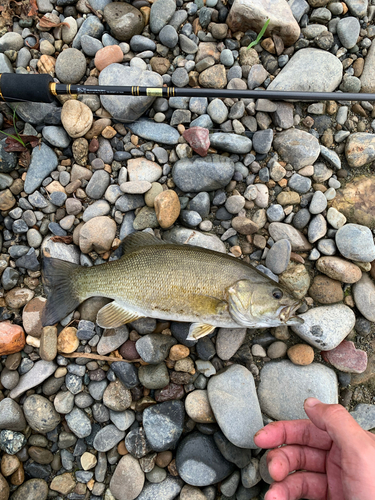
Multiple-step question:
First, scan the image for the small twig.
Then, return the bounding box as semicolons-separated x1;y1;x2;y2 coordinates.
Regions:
61;351;141;363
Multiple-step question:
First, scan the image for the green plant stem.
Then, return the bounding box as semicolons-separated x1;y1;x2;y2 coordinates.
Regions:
247;19;270;49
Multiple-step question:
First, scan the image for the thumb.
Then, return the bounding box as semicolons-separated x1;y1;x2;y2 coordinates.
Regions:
304;398;365;449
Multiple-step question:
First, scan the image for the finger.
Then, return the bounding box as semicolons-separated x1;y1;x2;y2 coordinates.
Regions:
267;445;327;482
264;472;327;500
304;398;366;449
254;420;332;450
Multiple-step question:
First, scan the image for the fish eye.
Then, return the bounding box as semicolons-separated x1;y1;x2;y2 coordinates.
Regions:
272;289;283;300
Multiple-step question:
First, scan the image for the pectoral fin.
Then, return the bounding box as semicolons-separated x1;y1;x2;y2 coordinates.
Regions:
96;302;144;329
187;323;216;341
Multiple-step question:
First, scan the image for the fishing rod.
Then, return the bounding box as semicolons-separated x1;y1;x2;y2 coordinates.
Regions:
1;72;375;103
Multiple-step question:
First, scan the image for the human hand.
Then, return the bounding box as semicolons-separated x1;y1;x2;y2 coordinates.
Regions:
253;397;375;500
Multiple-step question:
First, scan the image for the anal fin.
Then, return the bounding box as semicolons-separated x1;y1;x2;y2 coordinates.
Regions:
96;302;143;329
187;323;216;341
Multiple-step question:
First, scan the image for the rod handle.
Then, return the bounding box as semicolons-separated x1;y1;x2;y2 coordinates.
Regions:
0;73;55;103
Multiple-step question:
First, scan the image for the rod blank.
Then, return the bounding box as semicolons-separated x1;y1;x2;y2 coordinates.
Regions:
1;72;375;103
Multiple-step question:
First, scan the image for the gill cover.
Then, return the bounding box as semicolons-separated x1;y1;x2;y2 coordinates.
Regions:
227;280;254;326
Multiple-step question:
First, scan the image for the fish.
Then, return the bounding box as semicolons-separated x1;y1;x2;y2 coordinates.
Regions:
41;232;303;340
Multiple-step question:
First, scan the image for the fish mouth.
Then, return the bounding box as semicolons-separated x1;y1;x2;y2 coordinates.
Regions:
279;302;303;325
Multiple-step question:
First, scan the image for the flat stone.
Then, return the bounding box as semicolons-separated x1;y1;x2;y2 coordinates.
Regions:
227;0;300;46
273;129;320;170
268;48;342;93
136;476;182;500
24;143;58;194
337;17;360;49
331;176;375;229
268;222;312;251
23;395;60;433
208;365;263;449
10;479;48;500
350;404;375;431
110;455;145;500
336;223;375;262
291;303;356;350
345;133;375;167
258;360;338;420
308;275;344;304
103;380;132;411
0;398;26;431
176;432;235;486
353;273;375;321
65;408;92;438
215;328;247;361
9;360;56;399
104;2;144;40
172;155;234;192
99;65;163;123
128;118;179;145
185;390;215;424
97;325;129;355
209;133;252;154
316;256;362;283
321;341;367;373
136;334;177;364
266;239;291;275
143;401;184;451
93;424;125;452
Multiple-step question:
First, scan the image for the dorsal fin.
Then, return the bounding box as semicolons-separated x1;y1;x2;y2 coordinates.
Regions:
121;232;166;255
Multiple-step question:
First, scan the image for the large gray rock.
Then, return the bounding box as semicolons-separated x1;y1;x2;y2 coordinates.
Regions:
208;365;263;449
361;40;375;92
267;48;342;93
227;0;300;46
163;227;226;253
209;133;252;154
353;273;375;322
273;128;320;170
258;360;338;420
291;304;356;350
345;133;375;167
337;17;360;49
0;398;26;431
172;155;234;192
346;0;368;16
23;395;60;433
110;455;145;500
128;118;179;145
104;2;144;41
9;360;57;399
99;64;163;123
24;143;58;194
336;223;375;262
150;0;176;34
8;102;57;125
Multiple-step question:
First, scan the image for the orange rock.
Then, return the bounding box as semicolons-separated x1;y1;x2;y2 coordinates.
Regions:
154;190;180;229
0;321;26;356
95;45;124;71
169;344;190;361
57;327;79;354
287;344;314;366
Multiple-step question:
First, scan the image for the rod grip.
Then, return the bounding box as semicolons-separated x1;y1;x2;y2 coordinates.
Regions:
0;73;55;103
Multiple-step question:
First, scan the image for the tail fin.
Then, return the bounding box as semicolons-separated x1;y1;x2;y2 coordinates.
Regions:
42;257;81;326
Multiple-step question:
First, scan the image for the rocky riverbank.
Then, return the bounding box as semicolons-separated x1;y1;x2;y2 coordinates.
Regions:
0;0;375;498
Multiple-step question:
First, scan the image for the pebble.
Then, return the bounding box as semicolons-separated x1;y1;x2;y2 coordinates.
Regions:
23;395;60;433
207;364;263;449
350;404;375;431
265;239;291;275
143;401;184;451
93;424;125;452
185;390;216;424
135;476;182;500
353;273;375;321
273;128;320;170
322;340;367;373
258;360;338;420
110;455;145;500
9;360;56;399
173;155;234;192
10;479;48;500
57;327;79;354
176;432;234;487
0;322;25;356
65;408;92;438
0;398;26;431
336;223;375;262
287;344;315;365
316;256;362;283
268;222;312;251
215;328;247;360
209;133;252;154
291;303;356;350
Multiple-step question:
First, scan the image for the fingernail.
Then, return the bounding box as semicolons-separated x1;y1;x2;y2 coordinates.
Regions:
305;397;320;408
254;429;264;438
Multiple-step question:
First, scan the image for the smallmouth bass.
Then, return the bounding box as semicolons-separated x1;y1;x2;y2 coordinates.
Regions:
42;232;303;340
